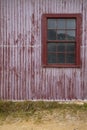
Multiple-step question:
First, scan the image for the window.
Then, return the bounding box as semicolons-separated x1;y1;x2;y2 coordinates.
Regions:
42;14;82;67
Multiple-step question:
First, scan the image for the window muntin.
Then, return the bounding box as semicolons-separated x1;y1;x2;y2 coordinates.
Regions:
42;14;81;67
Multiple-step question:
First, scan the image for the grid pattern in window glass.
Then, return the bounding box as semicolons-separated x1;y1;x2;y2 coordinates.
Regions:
47;18;76;64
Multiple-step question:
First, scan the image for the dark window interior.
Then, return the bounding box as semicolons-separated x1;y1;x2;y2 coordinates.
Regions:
47;18;76;64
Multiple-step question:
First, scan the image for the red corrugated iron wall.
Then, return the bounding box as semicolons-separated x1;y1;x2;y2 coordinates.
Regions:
0;0;87;100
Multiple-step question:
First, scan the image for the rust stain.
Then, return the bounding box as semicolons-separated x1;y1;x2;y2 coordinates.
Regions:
0;0;87;100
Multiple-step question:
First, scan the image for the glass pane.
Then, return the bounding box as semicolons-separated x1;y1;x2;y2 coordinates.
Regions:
66;53;75;63
57;43;65;52
57;19;66;29
47;43;56;52
57;53;65;63
57;30;66;40
66;43;75;52
48;19;56;29
48;30;56;40
66;19;76;29
66;31;75;40
48;53;56;63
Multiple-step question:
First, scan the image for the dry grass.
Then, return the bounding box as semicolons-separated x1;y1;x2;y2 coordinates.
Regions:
0;100;87;123
0;101;87;130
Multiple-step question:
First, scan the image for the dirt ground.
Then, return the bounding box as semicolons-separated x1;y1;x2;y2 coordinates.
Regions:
0;101;87;130
0;112;87;130
0;119;87;130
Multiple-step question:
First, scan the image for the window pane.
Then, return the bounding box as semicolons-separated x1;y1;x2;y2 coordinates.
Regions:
66;43;75;52
57;19;66;29
47;43;56;52
48;30;56;40
66;19;76;29
66;53;75;63
57;30;66;40
48;53;56;63
57;53;65;63
48;19;56;29
57;43;65;52
66;31;75;40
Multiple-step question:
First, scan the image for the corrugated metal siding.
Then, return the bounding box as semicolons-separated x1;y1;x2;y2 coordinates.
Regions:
0;0;87;100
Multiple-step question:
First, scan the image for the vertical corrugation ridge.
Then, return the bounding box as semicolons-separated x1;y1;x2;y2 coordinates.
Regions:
0;0;87;100
83;0;87;99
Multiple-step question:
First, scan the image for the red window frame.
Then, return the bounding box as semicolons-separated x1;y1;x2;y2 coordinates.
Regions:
42;14;82;68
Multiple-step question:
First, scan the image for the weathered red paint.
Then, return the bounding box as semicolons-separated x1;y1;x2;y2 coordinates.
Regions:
0;0;87;100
